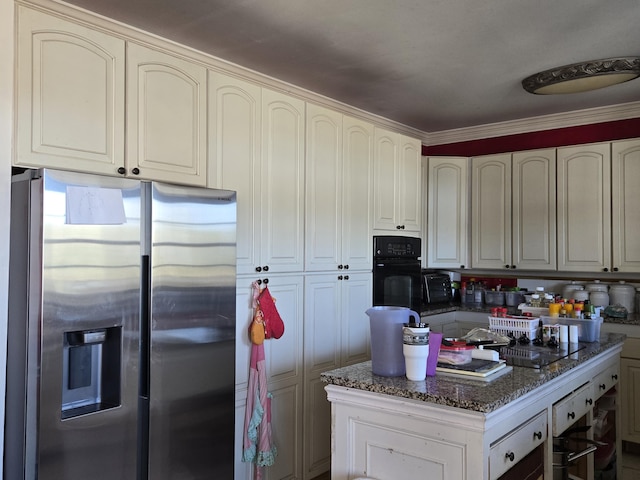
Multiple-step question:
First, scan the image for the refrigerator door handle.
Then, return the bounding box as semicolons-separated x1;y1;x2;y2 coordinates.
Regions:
138;254;151;480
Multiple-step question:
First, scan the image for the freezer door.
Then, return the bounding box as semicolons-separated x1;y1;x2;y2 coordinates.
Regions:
147;182;236;479
33;170;141;480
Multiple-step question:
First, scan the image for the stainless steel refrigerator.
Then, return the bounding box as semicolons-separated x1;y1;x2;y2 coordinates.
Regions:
5;169;237;479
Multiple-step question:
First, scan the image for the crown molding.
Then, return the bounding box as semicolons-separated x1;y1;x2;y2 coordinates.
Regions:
425;101;640;146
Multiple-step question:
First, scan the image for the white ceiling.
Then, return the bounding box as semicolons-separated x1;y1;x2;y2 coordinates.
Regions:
62;0;640;133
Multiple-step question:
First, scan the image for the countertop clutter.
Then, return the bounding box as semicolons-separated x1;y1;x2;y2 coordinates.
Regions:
321;332;625;413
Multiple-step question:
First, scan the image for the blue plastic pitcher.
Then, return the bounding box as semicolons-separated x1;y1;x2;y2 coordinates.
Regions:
366;306;421;376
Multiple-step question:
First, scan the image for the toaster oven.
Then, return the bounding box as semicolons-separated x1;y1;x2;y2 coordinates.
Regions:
422;272;452;304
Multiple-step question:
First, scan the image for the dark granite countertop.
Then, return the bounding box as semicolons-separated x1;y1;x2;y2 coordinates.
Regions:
321;333;626;414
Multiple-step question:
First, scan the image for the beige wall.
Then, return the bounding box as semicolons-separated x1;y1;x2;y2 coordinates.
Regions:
0;0;15;473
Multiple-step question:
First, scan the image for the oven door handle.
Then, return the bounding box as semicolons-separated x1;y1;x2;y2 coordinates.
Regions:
566;444;598;463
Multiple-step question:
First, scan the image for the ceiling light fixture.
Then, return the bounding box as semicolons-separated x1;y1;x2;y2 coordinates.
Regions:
522;56;640;95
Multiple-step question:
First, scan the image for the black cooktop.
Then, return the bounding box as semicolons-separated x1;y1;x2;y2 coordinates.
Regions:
501;344;586;369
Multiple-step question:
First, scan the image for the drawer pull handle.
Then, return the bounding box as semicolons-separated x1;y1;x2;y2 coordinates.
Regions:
534;431;542;440
586;398;593;406
612;374;618;380
568;412;575;420
600;383;606;391
505;452;515;462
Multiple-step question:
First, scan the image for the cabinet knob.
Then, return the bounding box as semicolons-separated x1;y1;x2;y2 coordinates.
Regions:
396;225;405;230
338;275;343;280
612;374;618;380
586;398;593;406
263;266;269;272
600;383;606;391
338;265;343;270
344;275;349;280
117;167;126;175
511;265;516;269
131;167;140;175
533;431;542;440
505;265;510;269
256;266;262;272
613;267;619;272
344;264;349;270
263;278;269;285
256;279;262;285
460;265;465;269
568;411;575;420
505;452;515;462
603;268;609;272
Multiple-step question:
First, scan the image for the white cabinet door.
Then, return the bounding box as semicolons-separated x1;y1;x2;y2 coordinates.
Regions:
303;272;371;479
260;88;305;274
341;116;374;271
305;107;373;273
398;135;422;233
621;356;640;443
235;274;304;480
305;104;343;272
426;157;469;269
557;143;611;272
208;72;262;275
612;138;640;273
126;43;207;186
471;154;512;269
15;6;125;174
512;149;557;270
373;128;421;234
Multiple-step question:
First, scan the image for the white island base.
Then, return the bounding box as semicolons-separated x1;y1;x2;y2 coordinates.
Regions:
324;337;623;480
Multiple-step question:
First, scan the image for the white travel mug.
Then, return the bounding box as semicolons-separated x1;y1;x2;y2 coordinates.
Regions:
403;324;429;381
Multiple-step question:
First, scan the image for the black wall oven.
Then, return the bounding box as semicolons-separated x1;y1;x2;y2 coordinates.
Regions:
372;236;422;313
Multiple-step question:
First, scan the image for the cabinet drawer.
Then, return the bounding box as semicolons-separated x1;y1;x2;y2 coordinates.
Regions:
489;410;547;480
593;363;620;400
552;382;594;436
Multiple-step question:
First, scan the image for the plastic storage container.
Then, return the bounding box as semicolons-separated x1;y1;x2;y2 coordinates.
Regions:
505;291;525;307
484;290;505;306
550;316;603;342
437;342;473;365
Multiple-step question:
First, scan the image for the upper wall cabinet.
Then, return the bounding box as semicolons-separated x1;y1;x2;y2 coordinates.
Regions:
126;43;207;186
471;154;512;269
208;71;305;276
373;128;421;234
15;7;125;174
612;139;640;273
557;143;611;272
471;150;556;270
426;157;469;269
305;104;373;272
512;149;557;270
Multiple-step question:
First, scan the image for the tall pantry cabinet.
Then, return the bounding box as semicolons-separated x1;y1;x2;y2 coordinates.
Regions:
208;71;306;480
303;103;372;479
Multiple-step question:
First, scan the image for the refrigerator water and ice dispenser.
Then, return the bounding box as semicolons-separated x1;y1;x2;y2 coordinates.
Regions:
62;327;122;419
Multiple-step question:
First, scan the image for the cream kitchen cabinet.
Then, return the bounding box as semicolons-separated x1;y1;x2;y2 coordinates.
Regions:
234;275;304;480
373;128;421;234
426;156;469;269
303;272;371;479
126;43;207;185
16;7;207;186
612;138;640;273
557;143;611;272
471;149;556;270
15;6;125;174
208;71;305;276
621;338;640;444
305;104;373;273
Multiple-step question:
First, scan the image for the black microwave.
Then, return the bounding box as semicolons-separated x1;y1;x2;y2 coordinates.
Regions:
422;272;452;304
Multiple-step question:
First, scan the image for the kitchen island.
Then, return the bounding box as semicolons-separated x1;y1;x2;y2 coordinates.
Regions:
322;333;625;480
